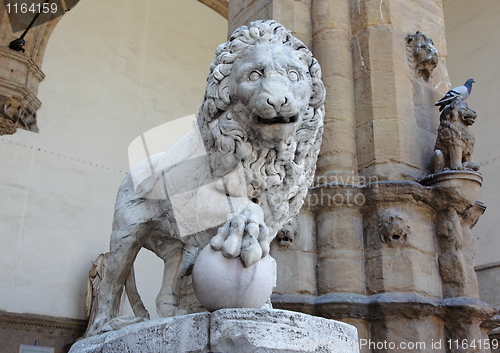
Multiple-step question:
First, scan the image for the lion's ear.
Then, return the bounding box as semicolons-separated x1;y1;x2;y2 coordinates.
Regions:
310;78;326;109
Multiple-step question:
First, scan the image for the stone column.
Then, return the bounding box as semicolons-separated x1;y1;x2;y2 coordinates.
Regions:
227;1;496;352
312;0;358;181
310;0;364;292
311;0;367;344
351;0;450;182
228;0;312;48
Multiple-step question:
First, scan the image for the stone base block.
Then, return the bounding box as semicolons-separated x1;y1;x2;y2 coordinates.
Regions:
419;170;483;204
69;309;359;353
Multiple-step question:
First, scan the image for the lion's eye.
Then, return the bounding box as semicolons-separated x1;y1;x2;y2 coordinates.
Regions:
288;70;299;82
249;71;261;82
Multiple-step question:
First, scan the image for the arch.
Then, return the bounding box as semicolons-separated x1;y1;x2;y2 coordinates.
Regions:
197;0;228;19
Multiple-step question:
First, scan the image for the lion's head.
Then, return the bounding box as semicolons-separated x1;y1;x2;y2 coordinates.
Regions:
436;101;476;149
406;31;438;81
378;209;411;246
197;20;326;236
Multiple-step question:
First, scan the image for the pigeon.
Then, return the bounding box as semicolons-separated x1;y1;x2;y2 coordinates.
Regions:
435;78;475;111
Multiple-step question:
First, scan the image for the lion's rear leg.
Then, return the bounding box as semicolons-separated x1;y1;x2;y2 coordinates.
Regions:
155;241;198;317
124;264;150;319
87;225;146;336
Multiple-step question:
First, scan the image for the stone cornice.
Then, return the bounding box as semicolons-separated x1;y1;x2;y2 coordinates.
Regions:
272;293;498;323
307;180;482;214
0;47;45;83
475;261;500;271
0;77;42;109
0;310;87;335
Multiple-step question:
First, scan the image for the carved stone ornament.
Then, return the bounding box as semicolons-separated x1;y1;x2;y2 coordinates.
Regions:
86;20;326;337
421;101;482;205
0;95;24;135
275;215;299;248
436;209;463;250
20;105;39;133
0;95;39;135
378;208;410;246
406;31;438;81
431;101;479;173
83;253;109;337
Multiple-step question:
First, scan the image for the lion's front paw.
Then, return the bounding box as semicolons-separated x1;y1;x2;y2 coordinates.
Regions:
211;208;270;267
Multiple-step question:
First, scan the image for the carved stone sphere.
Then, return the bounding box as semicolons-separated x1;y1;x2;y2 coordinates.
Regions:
192;245;274;312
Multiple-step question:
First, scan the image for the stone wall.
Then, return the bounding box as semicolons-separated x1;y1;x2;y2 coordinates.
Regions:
476;263;500;310
0;0;227;321
0;311;87;353
227;0;499;351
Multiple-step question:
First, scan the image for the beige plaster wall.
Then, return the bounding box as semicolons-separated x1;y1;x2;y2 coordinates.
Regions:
0;0;227;319
443;0;500;267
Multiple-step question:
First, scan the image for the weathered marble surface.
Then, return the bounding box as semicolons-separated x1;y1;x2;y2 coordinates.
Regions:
192;245;276;311
70;309;359;353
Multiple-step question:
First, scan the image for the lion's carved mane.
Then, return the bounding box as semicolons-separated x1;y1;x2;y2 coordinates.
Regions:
198;20;325;235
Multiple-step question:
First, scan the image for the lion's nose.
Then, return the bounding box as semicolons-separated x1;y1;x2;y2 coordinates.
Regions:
266;96;287;111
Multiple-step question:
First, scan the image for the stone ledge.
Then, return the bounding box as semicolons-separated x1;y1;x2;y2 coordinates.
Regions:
306;180;482;213
0;310;87;334
69;309;359;353
272;293;497;322
476;261;500;271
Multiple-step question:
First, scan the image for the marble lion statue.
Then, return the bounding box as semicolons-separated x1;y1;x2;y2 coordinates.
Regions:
86;20;325;336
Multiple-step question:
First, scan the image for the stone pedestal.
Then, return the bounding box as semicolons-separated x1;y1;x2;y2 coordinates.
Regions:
420;170;483;204
69;309;359;353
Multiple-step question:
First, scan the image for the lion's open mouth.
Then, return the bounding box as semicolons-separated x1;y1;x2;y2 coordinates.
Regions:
257;114;298;124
